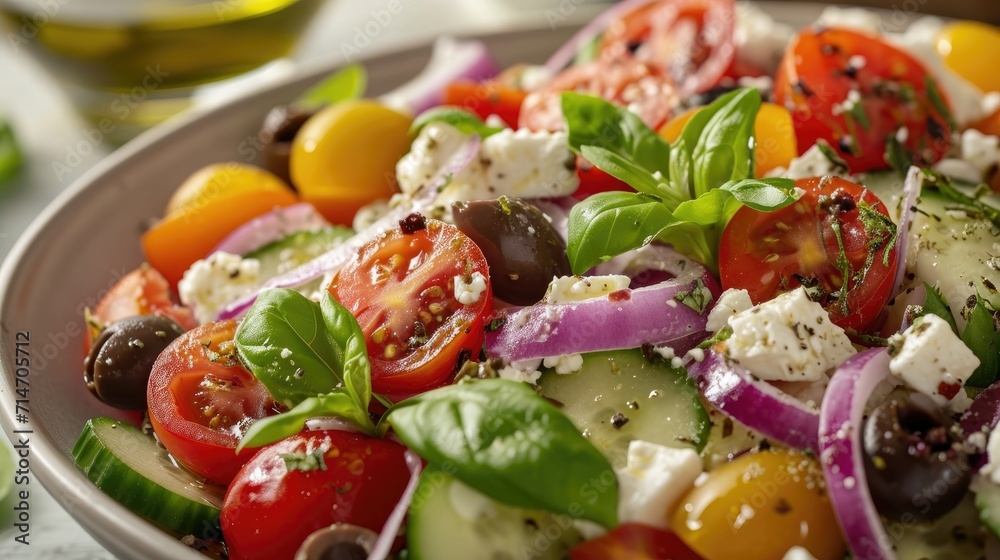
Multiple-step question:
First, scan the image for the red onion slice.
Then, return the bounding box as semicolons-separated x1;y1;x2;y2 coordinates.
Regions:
368;450;423;560
687;349;820;451
212;203;330;256
543;0;655;74
379;37;498;116
889;166;921;300
819;347;894;560
484;247;715;362
216;134;482;320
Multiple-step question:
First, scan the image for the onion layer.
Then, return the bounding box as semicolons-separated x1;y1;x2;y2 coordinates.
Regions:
368;450;423;560
212;202;330;256
889;166;921;300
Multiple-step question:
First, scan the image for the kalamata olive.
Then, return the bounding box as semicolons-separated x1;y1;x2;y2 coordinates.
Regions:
293;524;377;560
83;315;185;410
863;393;970;522
260;104;315;187
452;197;571;305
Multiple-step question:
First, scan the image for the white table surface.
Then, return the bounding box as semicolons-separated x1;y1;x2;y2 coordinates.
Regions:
0;0;604;557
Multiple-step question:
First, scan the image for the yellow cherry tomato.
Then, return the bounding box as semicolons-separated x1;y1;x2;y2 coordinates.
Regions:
143;163;297;286
658;102;797;177
290;99;412;225
937;21;1000;94
672;449;846;560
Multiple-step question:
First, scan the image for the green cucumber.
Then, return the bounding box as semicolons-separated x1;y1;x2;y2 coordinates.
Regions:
894;493;985;559
72;417;223;538
244;226;353;277
407;466;581;560
536;349;710;469
974;473;1000;538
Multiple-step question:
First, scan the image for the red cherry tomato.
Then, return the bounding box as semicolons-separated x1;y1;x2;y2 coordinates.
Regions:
329;220;493;401
221;429;411;560
570;523;703;560
519;57;678;132
575;155;636;199
147;320;276;485
719;176;898;332
86;264;197;350
442;80;527;128
773;26;954;173
599;0;737;95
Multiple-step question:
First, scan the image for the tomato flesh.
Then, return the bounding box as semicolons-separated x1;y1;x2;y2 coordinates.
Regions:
329;220;492;400
570;523;703;560
774;26;953;173
221;430;411;560
443;80;527;128
147;320;276;485
719;176;898;332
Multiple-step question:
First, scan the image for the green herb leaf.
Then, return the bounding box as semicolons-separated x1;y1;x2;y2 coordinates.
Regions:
884;135;913;175
410;106;505;138
237;391;375;451
296;64;367;110
962;297;1000;388
385;379;618;527
922;170;1000;229
674;278;713;313
566;191;675;274
0;119;23;185
920;283;959;334
281;448;328;472
721;177;800;211
925;75;957;131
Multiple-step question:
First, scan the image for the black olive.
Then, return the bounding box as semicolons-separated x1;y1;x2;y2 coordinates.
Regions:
293;524;377;560
83;315;185;410
452;197;571;305
863;393;970;522
260;104;315;188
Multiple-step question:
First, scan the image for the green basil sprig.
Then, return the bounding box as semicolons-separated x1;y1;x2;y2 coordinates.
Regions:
384;379;619;528
410;106;505;138
562;89;799;274
296;63;367;110
235;289;377;449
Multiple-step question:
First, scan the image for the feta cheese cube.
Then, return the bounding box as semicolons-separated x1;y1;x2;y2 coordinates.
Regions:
888;315;980;407
543;275;631;305
396;122;479;197
178;252;261;324
706;288;754;332
476;127;579;200
497;358;543;385
781;144;849;180
615;440;703;529
542;353;584;374
725;288;856;382
454;271;488;305
960;129;1000;181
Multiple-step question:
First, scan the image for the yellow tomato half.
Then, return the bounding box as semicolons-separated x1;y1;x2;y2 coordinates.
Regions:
937;21;1000;94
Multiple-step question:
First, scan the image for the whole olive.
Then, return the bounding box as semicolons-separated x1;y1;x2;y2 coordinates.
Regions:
293;524;377;560
84;315;185;410
452;197;571;305
260;104;315;187
863;393;970;522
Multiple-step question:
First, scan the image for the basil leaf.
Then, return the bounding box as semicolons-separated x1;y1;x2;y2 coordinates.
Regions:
721;177;800;211
386;379;618;527
566;191;676;274
925;75;957;131
920;283;958;334
884;135;913;175
237;391;374;451
296;63;367;110
0;119;23;185
235;289;369;408
410;106;505;138
962;297;1000;388
579;145;666;198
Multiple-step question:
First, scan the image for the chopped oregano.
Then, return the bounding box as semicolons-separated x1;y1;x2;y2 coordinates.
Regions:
674;278;713;314
281;448;328;472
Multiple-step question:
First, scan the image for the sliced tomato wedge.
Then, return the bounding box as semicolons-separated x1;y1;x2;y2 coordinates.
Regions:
575;155;636;199
442;80;527;128
773;26;954;173
148;320;277;485
570;523;703;560
719;176;898;332
329;219;492;401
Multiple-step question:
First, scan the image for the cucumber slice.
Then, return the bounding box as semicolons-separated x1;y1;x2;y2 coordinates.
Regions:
895;493;985;559
537;349;710;469
72;417;224;538
700;408;761;470
244;226;353;277
974;473;1000;538
407;466;580;560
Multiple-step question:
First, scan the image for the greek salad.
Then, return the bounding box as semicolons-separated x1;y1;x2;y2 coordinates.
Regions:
71;1;1000;559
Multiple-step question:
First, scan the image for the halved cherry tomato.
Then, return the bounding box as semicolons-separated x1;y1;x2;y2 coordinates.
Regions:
519;57;678;132
599;0;736;95
570;523;703;560
86;264;197;350
221;429;410;560
575;155;636;199
936;21;1000;94
719;176;898;332
147;320;276;485
774;26;954;173
329;219;492;401
443;80;527;128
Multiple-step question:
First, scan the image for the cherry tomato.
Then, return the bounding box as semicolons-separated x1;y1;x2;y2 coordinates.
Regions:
719;176;898;332
936;21;1000;94
672;449;846;560
519;57;678;132
147;320;276;485
290;99;413;226
570;523;703;560
442;80;527;128
575;155;636;199
142;163;298;286
774;27;954;173
86;264;197;350
221;429;410;560
599;0;736;95
329;219;492;401
972;108;1000;138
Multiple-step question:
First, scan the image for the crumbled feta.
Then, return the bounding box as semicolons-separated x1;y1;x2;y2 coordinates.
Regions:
960;129;1000;180
396;122;480;197
454;271;488;305
615;440;702;529
497;359;543;385
517;64;553;91
734;2;794;74
725;288;856;382
706;288;754;332
888;315;979;408
543;353;584;374
781;144;848;180
543;275;631;305
178;252;261;324
782;546;819;560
